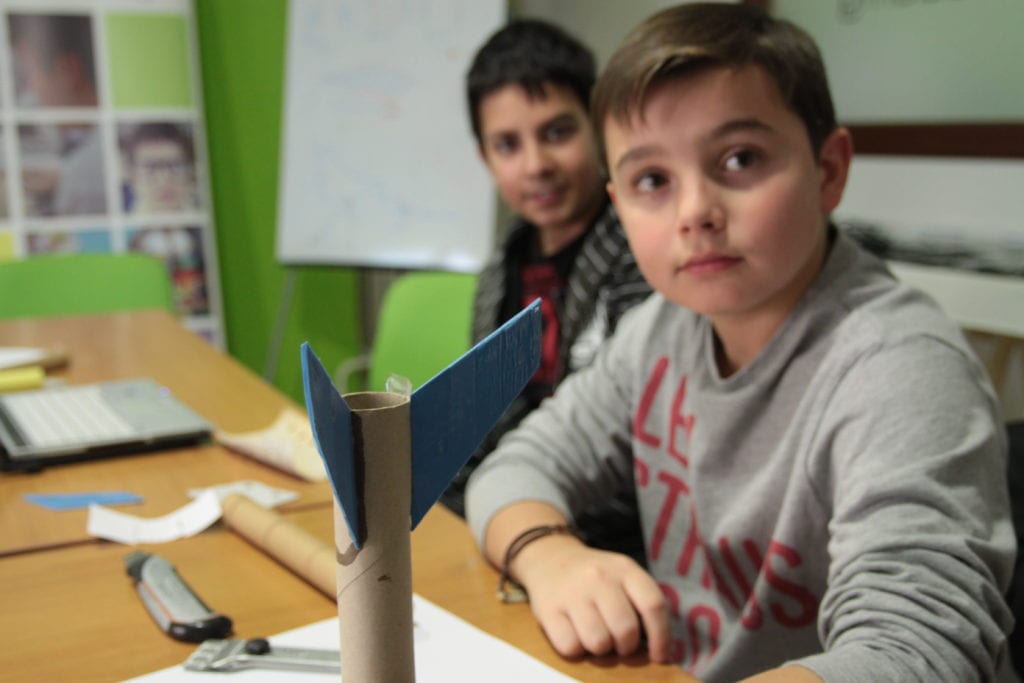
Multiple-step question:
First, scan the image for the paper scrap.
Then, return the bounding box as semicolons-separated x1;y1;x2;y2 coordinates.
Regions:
87;490;222;544
187;480;297;509
25;491;143;511
215;408;327;482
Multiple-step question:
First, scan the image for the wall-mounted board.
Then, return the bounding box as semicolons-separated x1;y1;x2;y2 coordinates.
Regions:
276;0;504;272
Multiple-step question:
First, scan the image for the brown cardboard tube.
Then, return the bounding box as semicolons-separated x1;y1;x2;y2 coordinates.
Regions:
220;492;336;598
334;391;414;683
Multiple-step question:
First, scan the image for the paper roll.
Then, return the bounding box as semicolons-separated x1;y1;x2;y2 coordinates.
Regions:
334;391;415;683
220;492;335;598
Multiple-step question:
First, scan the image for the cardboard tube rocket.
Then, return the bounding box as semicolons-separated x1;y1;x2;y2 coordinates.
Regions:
301;299;541;681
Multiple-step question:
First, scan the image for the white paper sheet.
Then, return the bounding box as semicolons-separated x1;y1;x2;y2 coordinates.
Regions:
187;480;298;509
125;594;579;682
87;490;222;544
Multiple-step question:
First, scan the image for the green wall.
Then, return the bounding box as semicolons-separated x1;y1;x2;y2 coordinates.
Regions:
195;0;361;403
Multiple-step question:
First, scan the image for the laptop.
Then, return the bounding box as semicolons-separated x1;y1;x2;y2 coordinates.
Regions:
0;378;212;470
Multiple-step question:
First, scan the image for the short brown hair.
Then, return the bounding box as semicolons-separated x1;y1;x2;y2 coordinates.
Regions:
592;3;836;162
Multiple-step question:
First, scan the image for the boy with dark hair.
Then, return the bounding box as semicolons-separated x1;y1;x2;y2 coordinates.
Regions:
441;20;652;558
466;4;1015;682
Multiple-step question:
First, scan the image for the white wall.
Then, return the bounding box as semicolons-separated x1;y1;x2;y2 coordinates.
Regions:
509;0;703;68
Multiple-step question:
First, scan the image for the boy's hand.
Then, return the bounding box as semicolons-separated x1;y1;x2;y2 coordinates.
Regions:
513;534;671;663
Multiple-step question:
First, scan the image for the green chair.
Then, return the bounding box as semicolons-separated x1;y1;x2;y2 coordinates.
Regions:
337;271;477;392
0;253;175;320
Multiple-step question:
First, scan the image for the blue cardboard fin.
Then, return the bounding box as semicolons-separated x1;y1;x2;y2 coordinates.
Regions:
300;343;364;548
409;300;541;528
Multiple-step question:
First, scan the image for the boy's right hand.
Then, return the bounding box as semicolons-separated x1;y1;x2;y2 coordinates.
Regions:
513;533;672;663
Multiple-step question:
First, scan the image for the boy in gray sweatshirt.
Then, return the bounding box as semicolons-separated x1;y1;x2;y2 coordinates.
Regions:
466;4;1015;682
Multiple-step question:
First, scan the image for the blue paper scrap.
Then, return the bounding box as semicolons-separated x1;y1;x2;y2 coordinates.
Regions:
25;491;143;511
301;299;541;548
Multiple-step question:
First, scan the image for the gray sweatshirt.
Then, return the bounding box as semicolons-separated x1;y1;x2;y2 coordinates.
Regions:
467;232;1015;682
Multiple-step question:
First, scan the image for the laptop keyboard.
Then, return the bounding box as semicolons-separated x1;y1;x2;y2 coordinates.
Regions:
2;386;135;447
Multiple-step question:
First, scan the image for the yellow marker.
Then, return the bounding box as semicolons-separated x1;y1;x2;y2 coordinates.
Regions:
0;366;45;392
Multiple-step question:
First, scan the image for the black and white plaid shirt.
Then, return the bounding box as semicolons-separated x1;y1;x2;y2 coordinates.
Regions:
443;200;651;559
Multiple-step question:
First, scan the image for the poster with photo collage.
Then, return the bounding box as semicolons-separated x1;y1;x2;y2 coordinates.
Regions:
0;0;223;347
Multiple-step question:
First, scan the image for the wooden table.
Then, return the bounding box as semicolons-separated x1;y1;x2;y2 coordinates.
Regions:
0;310;332;556
0;506;695;682
0;311;697;682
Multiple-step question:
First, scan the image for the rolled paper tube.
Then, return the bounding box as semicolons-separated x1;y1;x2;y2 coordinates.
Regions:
220;492;335;598
334;391;415;683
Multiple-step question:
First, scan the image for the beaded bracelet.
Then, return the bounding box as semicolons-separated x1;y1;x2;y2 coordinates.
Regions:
497;524;582;603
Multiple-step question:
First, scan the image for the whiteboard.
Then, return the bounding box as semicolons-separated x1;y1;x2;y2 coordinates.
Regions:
276;0;504;270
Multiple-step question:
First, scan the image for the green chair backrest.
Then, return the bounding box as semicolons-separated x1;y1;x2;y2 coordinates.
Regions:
0;253;175;320
367;271;477;391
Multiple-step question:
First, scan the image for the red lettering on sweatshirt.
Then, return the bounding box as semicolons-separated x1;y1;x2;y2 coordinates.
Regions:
658;582;687;663
650;470;690;561
705;552;742;612
631;354;819;663
667;376;695;468
670;639;687;665
720;537;763;630
743;538;764;569
674;532;816;637
686;604;721;669
675;504;741;611
634;356;669;448
721;538;818;630
675;510;711;583
659;583;723;668
764;541;818;628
